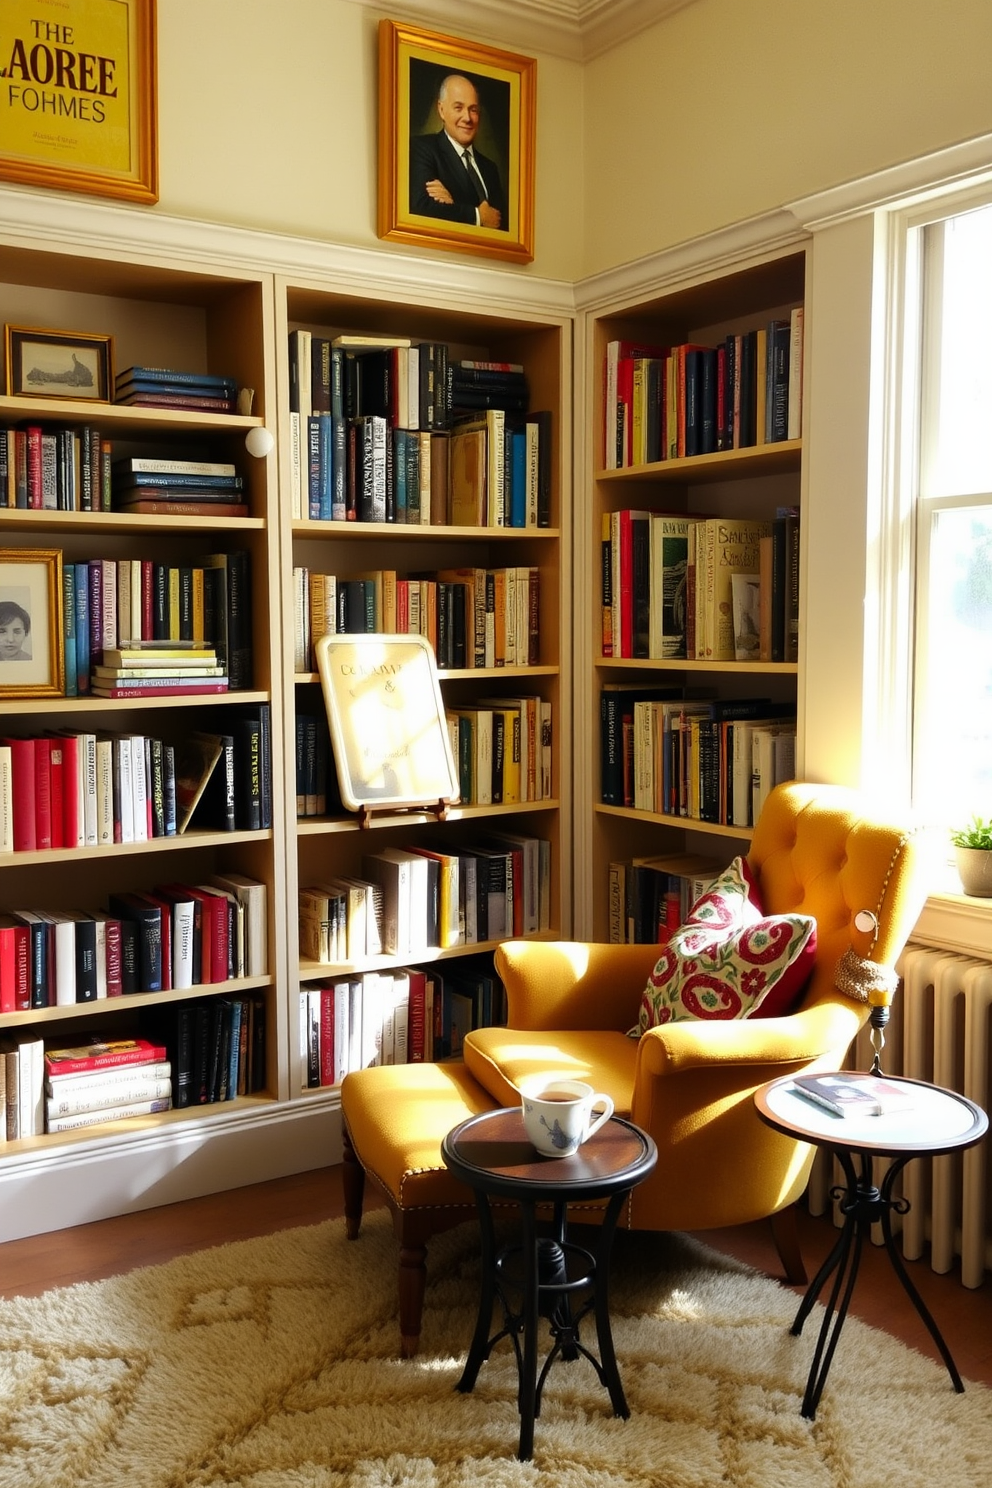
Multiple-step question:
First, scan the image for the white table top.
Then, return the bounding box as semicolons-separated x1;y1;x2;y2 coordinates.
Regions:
757;1073;988;1156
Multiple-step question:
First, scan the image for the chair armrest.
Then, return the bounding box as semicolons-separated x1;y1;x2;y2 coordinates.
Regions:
635;999;865;1079
495;940;660;1032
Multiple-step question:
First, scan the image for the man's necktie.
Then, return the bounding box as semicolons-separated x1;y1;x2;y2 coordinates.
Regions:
463;149;486;204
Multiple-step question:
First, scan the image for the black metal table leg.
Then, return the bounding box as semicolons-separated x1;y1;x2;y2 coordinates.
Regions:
518;1199;539;1460
877;1157;965;1393
590;1189;631;1418
457;1191;499;1394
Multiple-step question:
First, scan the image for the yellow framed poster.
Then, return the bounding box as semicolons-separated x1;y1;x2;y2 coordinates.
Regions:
0;0;157;203
316;633;459;813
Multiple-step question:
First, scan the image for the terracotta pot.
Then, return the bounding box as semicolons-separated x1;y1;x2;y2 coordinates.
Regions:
955;846;992;897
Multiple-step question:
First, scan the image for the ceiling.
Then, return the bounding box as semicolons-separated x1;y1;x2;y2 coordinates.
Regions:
353;0;697;61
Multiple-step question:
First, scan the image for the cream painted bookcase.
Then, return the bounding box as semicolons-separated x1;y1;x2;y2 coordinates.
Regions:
274;276;573;1101
576;245;807;940
0;190;572;1241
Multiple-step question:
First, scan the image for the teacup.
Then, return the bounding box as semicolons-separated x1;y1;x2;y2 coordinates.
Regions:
518;1075;614;1158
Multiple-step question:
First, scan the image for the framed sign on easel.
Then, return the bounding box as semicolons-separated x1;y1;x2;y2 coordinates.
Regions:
315;633;459;823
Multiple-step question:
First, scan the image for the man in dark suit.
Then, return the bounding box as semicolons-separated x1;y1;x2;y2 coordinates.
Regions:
409;74;507;231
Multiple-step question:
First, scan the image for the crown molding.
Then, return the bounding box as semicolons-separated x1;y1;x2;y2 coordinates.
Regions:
786;131;992;231
0;184;574;321
573;208;807;313
351;0;696;61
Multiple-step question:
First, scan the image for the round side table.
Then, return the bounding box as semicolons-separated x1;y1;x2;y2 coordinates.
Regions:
755;1072;988;1420
441;1107;657;1461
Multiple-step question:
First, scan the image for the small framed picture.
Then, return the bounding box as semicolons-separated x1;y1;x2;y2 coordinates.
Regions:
378;19;536;264
316;632;459;812
4;325;114;402
0;549;64;698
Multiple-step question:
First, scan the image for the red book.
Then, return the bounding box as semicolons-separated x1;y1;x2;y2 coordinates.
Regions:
55;733;82;848
407;968;427;1062
0;916;21;1013
44;1038;168;1078
157;883;229;983
1;737;36;850
33;737;53;850
88;682;229;698
104;916;123;997
47;737;65;850
25;425;42;508
319;985;335;1087
113;498;249;518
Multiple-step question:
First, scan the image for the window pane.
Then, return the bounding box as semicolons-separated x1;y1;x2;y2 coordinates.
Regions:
926;204;992;497
917;506;992;822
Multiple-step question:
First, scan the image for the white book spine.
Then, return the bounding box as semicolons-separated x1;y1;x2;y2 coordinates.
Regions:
47;1097;172;1133
172;900;195;991
130;735;149;843
47;1075;173;1118
81;733;98;845
96;737;114;845
333;982;349;1082
115;736;134;843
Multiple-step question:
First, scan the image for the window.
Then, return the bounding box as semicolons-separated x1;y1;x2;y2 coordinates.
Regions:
911;201;992;832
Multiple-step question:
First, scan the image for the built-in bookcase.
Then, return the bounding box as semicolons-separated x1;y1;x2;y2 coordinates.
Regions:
0;239;289;1160
274;278;572;1098
579;248;807;941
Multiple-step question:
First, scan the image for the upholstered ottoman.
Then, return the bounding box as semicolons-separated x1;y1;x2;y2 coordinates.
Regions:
340;1059;498;1356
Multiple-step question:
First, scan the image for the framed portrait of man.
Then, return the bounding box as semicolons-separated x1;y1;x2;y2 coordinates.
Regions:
378;20;536;264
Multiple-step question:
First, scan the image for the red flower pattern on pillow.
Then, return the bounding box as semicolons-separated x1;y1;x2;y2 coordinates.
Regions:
635;857;816;1033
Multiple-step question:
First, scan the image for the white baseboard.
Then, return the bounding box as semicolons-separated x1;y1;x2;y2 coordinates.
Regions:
0;1096;343;1244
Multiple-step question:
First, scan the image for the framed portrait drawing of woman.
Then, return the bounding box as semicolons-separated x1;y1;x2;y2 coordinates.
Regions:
378;20;536;264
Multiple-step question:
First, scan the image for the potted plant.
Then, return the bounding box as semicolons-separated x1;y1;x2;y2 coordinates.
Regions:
951;816;992;896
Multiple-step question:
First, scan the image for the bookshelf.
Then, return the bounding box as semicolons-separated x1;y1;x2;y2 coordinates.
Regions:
0;239;288;1171
274;278;572;1095
579;249;807;941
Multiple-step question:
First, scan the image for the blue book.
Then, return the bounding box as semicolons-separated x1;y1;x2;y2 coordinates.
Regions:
317;414;333;520
113;472;244;491
62;565;77;698
228;998;243;1097
509;429;527;527
73;562;90;695
330;347;345;420
392;429;409;522
406;433;421;524
307;415;321;520
116;366;237;393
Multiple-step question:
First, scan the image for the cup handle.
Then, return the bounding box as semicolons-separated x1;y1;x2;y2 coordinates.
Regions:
585;1094;614;1140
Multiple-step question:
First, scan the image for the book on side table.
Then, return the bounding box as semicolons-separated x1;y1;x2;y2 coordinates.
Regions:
792;1072;916;1118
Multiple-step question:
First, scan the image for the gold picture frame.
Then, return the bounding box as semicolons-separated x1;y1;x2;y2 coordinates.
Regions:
0;0;158;204
378;19;536;265
316;633;459;813
5;325;114;401
0;549;64;698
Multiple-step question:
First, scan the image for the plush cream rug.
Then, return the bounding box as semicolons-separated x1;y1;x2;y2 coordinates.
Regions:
0;1208;989;1488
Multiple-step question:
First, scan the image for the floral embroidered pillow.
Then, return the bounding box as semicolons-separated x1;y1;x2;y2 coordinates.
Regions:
635;857;816;1033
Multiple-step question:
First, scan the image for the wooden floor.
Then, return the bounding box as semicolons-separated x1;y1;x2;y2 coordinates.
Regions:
2;1166;991;1389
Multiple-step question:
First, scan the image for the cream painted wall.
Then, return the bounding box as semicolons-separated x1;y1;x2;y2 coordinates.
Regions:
154;1;585;282
583;0;992;276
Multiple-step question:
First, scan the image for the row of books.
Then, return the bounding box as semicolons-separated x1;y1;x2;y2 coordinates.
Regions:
446;697;552;806
602;509;799;664
143;993;267;1108
607;852;722;944
292;565;541;673
301;956;505;1087
0;709;271;852
603;309;804;470
63;549;252;695
112;455;248;518
0;423;112;511
289;403;551;528
1;1033;173;1138
114;365;240;414
290;331;529;432
626;696;797;827
295;713;332;819
0;871;266;1012
299;832;550;966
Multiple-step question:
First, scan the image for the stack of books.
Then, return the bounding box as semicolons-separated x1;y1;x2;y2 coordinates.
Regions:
447;360;529;415
114;366;239;414
44;1037;173;1135
91;639;228;699
112;456;248;517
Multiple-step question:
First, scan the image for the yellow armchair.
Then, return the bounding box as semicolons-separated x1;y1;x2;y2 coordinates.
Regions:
463;782;930;1278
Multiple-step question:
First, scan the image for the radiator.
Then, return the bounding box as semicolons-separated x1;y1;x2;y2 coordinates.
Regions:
806;943;992;1288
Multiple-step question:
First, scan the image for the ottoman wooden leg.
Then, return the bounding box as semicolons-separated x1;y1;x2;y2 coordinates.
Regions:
399;1234;428;1358
342;1125;366;1241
